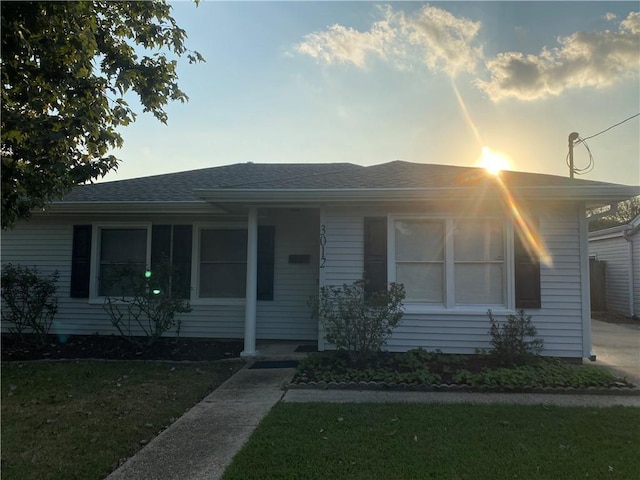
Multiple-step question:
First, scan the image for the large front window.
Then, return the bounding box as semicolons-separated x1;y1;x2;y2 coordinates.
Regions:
392;218;505;307
199;229;247;298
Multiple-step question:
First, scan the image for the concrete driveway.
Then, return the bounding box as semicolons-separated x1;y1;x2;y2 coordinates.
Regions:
591;319;640;386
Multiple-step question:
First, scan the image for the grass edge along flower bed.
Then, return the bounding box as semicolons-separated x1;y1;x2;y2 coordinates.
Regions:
290;350;638;394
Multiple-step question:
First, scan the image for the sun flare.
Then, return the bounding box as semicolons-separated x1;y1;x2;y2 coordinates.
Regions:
479;146;510;175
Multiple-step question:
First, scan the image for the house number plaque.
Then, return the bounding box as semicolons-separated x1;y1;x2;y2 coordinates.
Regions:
320;224;327;268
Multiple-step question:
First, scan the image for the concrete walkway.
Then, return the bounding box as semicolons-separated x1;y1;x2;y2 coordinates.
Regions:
591;319;640;385
107;366;296;480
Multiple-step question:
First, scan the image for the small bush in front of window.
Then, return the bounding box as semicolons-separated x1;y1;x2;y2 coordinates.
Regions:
1;263;59;345
309;279;405;365
103;258;191;347
486;309;544;366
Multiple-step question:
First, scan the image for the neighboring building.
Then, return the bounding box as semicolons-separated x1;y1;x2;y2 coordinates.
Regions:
589;214;640;318
2;161;637;358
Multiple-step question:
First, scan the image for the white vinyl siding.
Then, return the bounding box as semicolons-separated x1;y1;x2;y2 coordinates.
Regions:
589;226;640;316
589;235;629;313
321;204;585;358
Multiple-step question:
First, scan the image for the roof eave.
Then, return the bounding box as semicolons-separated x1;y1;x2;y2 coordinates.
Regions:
41;201;222;215
194;185;640;205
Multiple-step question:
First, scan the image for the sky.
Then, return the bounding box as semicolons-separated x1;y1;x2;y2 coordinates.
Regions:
104;1;640;186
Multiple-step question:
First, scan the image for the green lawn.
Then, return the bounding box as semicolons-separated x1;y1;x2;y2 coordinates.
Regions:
223;403;640;480
1;360;243;480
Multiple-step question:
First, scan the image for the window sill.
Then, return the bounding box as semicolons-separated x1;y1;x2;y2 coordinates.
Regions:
90;297;262;307
403;304;515;316
89;297;135;305
189;298;246;306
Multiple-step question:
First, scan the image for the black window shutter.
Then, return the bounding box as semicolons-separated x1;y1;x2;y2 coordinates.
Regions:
514;228;541;309
257;226;275;301
172;225;192;299
364;217;387;294
70;225;92;298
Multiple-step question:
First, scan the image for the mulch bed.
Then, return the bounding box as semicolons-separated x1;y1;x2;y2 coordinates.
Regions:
1;334;243;362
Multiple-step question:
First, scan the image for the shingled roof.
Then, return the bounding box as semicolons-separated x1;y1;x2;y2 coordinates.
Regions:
59;160;624;204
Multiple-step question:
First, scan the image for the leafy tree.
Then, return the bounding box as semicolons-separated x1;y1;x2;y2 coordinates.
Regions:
1;1;203;229
588;196;640;231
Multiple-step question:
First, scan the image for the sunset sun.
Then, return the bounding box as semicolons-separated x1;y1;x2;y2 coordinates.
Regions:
479;146;510;175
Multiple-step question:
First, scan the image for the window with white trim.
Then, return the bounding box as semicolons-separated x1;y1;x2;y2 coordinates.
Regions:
391;217;506;307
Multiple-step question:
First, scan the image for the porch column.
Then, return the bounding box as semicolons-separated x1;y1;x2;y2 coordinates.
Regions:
241;207;258;357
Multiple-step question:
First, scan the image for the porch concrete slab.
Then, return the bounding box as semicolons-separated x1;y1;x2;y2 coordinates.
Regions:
106;366;296;480
282;389;640;407
591;319;640;386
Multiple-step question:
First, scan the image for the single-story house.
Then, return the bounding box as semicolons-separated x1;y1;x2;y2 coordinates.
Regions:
2;161;638;358
589;214;640;318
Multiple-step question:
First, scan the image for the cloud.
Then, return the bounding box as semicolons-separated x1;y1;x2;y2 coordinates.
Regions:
621;11;640;34
294;12;397;69
294;5;482;76
604;12;617;21
295;6;639;102
476;11;640;101
398;5;482;76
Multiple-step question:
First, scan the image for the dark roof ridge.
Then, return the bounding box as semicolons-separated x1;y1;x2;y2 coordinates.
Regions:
216;163;365;189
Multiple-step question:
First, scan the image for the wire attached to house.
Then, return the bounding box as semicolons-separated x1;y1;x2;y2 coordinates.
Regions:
567;113;639;177
566;136;594;175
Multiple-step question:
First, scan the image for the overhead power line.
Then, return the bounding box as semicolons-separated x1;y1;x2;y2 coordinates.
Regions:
575;113;640;144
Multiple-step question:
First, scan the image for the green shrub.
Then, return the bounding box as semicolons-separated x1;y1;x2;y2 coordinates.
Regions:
103;258;191;347
1;264;59;345
487;309;544;366
309;280;405;365
453;363;623;390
